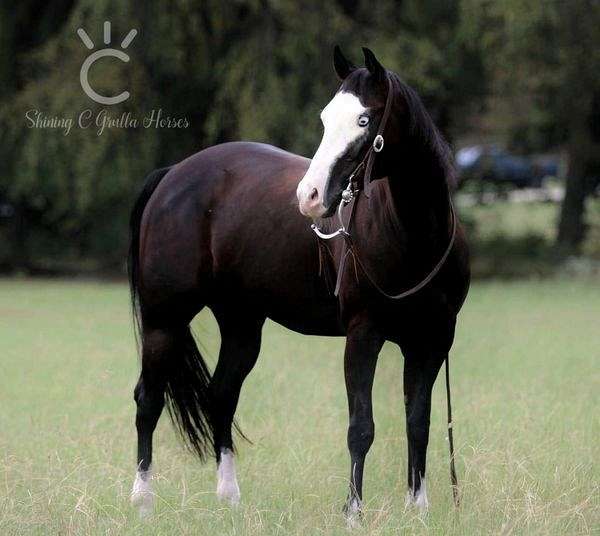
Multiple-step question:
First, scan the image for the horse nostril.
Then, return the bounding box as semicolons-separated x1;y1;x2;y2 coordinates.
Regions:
309;188;318;201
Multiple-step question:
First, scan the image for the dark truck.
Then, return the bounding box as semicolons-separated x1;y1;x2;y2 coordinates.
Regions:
456;145;560;189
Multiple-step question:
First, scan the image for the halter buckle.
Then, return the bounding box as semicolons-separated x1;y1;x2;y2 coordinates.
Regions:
373;134;384;153
341;186;354;203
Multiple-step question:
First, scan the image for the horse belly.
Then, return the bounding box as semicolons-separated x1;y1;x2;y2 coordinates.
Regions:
211;235;343;336
210;210;341;335
265;286;342;337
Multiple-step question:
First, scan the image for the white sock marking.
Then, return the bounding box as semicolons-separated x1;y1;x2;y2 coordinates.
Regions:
345;496;362;528
415;477;429;510
130;467;154;517
216;449;240;505
405;477;429;512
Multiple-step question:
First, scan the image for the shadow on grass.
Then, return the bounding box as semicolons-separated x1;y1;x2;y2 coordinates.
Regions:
471;233;565;279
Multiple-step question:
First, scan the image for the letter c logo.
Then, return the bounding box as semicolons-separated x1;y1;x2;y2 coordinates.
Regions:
80;49;130;105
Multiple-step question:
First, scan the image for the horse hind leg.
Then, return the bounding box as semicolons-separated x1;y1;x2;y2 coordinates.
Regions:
131;316;217;515
210;312;264;505
131;326;174;516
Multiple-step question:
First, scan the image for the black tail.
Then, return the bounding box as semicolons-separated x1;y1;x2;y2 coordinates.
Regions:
164;325;215;461
127;166;171;346
128;167;216;461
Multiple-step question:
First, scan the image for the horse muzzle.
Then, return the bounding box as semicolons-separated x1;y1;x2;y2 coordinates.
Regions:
296;180;327;219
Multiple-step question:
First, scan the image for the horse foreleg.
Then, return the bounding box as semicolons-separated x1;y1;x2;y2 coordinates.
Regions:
402;349;445;512
342;321;384;526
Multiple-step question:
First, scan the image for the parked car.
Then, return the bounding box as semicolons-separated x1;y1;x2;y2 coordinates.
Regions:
456;145;559;190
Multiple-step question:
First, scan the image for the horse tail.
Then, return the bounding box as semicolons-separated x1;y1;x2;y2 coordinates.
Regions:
127;166;171;346
128;166;216;461
164;325;215;461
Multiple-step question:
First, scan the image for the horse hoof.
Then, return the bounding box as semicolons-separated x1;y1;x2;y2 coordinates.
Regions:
343;497;362;528
216;449;241;505
131;470;154;518
131;493;154;518
404;479;429;513
216;481;241;505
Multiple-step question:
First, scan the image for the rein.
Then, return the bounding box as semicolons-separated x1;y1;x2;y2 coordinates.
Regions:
310;74;460;507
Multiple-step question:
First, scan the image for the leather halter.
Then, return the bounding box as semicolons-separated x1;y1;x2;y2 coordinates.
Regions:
311;74;457;301
310;74;460;506
310;76;394;242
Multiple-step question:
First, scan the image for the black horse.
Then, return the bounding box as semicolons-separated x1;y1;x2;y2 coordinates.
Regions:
128;47;469;521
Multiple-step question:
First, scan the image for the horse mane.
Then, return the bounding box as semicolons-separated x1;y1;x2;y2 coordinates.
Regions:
387;72;456;188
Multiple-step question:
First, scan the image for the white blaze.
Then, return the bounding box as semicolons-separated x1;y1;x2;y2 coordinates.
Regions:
297;91;368;218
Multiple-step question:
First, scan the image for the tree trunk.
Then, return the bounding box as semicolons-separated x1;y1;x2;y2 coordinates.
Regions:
11;200;31;273
556;120;592;254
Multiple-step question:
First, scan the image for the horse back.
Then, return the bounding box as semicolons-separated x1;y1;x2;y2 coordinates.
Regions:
138;142;341;333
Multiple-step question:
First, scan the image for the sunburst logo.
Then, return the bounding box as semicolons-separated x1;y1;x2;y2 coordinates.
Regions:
77;21;138;105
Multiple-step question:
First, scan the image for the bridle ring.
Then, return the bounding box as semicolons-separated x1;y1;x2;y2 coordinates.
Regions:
373;134;384;153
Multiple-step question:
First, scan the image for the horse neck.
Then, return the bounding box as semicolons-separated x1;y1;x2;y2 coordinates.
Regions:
370;143;452;270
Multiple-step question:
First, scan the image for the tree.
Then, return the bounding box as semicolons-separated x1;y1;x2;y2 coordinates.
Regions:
471;0;600;254
554;2;600;251
0;0;487;272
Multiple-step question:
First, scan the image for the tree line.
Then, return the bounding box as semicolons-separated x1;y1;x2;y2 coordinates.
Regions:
0;0;598;272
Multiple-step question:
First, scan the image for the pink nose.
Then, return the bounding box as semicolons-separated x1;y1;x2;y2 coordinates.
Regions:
297;185;323;217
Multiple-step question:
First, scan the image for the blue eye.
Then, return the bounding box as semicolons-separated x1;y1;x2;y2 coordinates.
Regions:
358;115;369;127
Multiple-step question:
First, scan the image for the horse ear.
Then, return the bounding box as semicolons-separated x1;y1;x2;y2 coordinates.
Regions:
333;45;356;81
362;47;386;81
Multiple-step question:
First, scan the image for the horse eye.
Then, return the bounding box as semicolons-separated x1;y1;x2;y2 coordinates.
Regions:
358;115;369;127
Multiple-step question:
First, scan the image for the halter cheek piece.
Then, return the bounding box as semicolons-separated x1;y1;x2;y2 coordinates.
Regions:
310;74;457;301
309;73;460;506
310;76;394;241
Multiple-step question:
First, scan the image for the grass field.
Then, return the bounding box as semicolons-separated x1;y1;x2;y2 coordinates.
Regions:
0;279;598;535
457;198;600;278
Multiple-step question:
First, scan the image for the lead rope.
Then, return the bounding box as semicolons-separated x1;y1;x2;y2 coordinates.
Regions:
343;200;456;300
445;355;459;506
311;73;460;506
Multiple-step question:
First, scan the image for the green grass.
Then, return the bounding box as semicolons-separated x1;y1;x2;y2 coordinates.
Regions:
0;279;598;535
456;198;600;278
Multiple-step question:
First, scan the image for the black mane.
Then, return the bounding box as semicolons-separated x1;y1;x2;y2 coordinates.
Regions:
342;68;456;188
388;72;456;187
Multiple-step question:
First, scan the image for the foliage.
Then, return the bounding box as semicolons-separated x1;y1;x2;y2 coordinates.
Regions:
463;0;600;252
0;0;598;270
0;0;485;271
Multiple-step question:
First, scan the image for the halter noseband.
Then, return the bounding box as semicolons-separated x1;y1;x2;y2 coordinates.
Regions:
310;73;457;302
311;75;394;241
309;73;460;507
